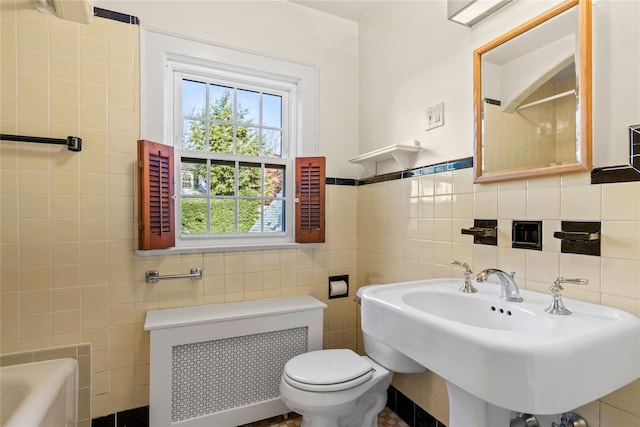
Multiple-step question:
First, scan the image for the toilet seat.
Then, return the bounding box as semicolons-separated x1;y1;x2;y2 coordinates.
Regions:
283;349;374;392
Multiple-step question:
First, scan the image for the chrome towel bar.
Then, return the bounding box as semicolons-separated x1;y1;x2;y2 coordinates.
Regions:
146;268;203;284
1;133;82;152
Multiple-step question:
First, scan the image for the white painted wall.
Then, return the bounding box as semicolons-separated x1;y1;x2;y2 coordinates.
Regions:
95;0;639;178
94;0;361;178
359;0;640;175
592;0;640;167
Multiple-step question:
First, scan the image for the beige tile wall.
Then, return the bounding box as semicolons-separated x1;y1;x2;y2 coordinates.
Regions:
0;3;358;418
556;78;577;164
483;78;577;173
356;168;640;427
2;2;638;425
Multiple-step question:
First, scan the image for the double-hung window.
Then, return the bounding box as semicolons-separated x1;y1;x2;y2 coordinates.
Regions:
173;68;294;248
138;29;324;252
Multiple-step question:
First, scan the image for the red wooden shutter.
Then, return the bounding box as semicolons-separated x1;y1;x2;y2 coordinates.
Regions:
295;157;325;243
137;139;175;250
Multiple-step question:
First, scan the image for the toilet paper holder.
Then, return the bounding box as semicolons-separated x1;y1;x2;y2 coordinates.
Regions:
328;274;349;299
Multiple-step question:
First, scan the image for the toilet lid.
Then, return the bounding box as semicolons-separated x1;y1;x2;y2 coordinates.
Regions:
283;349;373;391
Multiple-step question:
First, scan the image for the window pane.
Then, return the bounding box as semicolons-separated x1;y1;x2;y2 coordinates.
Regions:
181;198;207;234
264;165;284;198
182;80;206;117
176;76;290;241
211;199;236;233
237;125;259;156
262;129;282;157
263;93;282;128
209;123;234;153
239;163;261;197
181;160;207;196
237;89;259;124
209;84;234;121
239;199;261;233
183;119;206;151
210;161;235;196
262;199;284;232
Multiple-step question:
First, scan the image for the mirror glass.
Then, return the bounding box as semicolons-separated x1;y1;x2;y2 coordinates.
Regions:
474;0;591;183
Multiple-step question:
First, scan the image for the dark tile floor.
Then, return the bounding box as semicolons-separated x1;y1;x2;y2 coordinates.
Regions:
240;407;409;427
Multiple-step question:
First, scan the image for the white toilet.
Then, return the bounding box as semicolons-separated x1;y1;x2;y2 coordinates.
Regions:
279;333;425;427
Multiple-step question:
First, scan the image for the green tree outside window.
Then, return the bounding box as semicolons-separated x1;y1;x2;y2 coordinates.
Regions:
180;85;284;234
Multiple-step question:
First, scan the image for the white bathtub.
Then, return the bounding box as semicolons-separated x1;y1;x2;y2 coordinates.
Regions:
1;358;78;427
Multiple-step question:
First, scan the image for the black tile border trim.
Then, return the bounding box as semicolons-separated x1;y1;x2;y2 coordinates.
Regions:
93;7;140;25
326;157;473;187
324;150;640;187
325;177;359;186
591;124;640;184
387;386;446;427
92;391;443;427
92;406;149;427
591;165;640;184
91;413;115;427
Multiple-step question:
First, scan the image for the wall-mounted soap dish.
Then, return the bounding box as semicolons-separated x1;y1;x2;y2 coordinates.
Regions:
553;231;600;241
461;219;497;246
461;227;496;237
553;221;601;256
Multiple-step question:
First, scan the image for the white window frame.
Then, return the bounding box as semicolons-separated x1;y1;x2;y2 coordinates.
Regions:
170;65;295;247
140;27;319;252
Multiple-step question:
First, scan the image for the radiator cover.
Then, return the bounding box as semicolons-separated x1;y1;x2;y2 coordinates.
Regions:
144;295;326;427
171;327;308;422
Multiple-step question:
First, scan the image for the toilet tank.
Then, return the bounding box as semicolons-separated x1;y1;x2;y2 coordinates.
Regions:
364;332;425;374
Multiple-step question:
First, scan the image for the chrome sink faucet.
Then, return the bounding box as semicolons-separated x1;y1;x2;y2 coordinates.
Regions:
475;269;523;302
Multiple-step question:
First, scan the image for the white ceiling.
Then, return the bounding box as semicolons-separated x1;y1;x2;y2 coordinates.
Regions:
289;1;375;22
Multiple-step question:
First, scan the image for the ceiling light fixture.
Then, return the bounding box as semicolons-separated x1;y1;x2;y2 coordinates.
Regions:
448;0;514;27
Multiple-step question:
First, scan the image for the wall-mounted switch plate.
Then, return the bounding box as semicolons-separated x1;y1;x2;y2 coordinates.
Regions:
425;102;444;130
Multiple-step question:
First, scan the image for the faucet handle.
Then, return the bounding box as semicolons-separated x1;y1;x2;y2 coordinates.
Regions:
451;260;477;293
450;260;472;278
545;277;588;315
550;277;588;294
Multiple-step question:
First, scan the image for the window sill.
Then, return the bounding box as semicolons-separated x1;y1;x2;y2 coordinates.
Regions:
135;242;322;256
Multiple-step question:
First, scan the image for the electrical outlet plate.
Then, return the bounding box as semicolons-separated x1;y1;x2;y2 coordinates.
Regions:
425;102;444;130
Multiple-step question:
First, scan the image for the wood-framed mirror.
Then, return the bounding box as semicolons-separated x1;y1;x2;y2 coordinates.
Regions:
473;0;592;183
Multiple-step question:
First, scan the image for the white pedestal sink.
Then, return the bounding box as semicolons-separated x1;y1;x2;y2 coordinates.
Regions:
358;279;640;426
446;382;511;427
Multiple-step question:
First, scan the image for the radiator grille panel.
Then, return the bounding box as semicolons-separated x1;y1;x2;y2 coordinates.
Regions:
171;327;308;422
